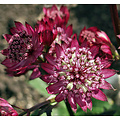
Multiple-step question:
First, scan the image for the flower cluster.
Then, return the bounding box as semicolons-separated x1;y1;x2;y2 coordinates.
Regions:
0;5;118;115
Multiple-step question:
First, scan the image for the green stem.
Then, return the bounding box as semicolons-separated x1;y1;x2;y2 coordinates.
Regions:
64;99;74;116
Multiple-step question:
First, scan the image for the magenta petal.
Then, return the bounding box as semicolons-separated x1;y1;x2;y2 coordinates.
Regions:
9;56;35;70
75;94;87;112
33;44;44;58
87;26;99;32
25;22;34;35
46;81;65;94
70;33;79;49
101;45;112;55
92;89;107;101
1;49;9;56
30;68;41;80
90;46;99;58
101;59;112;68
99;81;114;90
0;98;18;116
15;21;26;32
66;24;73;37
68;93;77;113
86;98;92;110
41;75;58;83
45;54;57;66
10;27;18;34
1;58;15;68
55;92;66;102
43;7;47;14
99;69;116;79
41;63;55;74
3;34;12;43
55;43;65;59
79;27;86;43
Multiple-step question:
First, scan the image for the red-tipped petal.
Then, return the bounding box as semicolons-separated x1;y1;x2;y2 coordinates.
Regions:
41;63;55;74
86;98;92;110
25;22;34;35
0;98;18;116
10;27;18;34
55;92;66;102
15;21;26;32
1;58;15;68
70;33;79;49
75;94;87;112
3;34;12;43
46;81;66;94
66;24;73;37
99;81;115;90
30;68;41;80
45;54;57;66
43;7;47;14
99;69;116;79
51;5;58;11
1;49;9;56
101;59;112;68
90;46;99;58
87;26;99;32
55;43;65;59
41;75;57;83
68;93;77;113
92;89;107;101
101;45;112;55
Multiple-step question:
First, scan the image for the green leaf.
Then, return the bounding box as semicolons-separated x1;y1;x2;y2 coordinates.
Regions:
28;78;49;97
51;101;69;116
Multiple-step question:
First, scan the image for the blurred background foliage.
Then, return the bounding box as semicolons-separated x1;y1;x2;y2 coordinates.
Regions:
0;4;120;116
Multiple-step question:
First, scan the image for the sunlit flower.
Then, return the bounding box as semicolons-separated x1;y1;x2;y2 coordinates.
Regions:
0;98;18;116
41;36;116;112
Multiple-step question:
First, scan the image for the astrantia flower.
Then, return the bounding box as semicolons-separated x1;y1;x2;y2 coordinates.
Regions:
43;5;70;27
1;21;43;78
41;36;116;112
79;27;113;59
0;98;18;116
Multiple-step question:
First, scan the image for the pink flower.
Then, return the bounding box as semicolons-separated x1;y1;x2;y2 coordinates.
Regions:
79;27;113;59
1;21;43;78
43;5;70;27
0;98;18;116
41;36;116;112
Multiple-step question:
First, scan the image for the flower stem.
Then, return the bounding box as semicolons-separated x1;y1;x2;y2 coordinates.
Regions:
64;99;74;116
109;5;120;46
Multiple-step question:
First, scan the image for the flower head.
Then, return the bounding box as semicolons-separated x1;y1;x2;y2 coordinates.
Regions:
79;27;113;59
1;21;43;77
43;5;70;27
41;37;116;112
0;98;18;116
